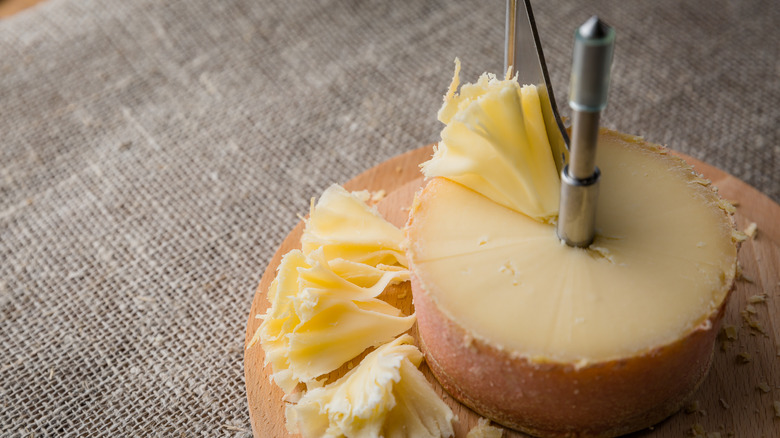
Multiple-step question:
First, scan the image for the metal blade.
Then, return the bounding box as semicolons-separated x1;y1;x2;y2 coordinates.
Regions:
505;0;569;173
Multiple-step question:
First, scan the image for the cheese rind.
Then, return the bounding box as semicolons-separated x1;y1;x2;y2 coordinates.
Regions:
413;272;728;437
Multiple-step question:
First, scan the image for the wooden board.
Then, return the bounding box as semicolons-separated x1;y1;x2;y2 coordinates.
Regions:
244;145;780;438
0;0;47;18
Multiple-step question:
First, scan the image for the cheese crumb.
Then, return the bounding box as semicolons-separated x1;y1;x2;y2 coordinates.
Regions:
589;245;616;263
370;189;387;204
689;423;705;436
743;222;757;238
735;264;755;283
685;400;700;414
722;325;738;341
774;401;780;417
466;418;504;438
718;199;737;214
757;381;771;393
740;310;766;334
285;335;455;438
736;352;752;364
747;294;767;304
731;229;748;243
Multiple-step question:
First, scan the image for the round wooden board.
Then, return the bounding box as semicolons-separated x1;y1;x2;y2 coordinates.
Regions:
244;145;780;438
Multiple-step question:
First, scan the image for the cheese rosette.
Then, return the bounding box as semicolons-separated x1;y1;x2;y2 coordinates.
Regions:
285;335;455;438
302;184;408;267
250;248;414;393
421;59;560;222
250;184;414;393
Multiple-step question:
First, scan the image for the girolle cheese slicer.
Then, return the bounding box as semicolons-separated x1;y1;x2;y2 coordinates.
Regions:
505;0;615;248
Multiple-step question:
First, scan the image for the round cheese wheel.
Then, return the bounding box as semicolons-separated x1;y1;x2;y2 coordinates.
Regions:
405;130;739;437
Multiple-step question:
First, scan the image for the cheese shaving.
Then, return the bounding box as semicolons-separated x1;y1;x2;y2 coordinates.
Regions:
252;249;414;393
285;335;455;438
302;184;407;267
422;64;560;221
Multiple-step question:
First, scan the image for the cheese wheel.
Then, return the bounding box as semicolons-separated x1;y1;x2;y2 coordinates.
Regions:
406;130;738;437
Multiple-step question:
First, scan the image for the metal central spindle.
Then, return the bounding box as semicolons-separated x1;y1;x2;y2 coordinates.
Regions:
557;16;615;248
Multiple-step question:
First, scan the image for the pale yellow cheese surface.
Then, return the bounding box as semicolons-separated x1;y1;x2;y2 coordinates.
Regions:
408;132;737;363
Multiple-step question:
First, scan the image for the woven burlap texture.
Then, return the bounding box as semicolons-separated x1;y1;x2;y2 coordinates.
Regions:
1;0;777;436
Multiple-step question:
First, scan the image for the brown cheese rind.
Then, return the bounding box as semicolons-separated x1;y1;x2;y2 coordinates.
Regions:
412;268;732;437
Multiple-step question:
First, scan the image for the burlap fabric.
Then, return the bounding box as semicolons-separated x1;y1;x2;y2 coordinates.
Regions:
1;0;777;436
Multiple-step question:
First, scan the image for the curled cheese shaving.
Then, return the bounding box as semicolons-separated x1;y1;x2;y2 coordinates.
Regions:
285;335;455;438
302;184;407;267
422;61;560;222
250;249;414;393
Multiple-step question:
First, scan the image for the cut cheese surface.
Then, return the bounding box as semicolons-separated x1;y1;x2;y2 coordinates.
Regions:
421;61;560;222
407;131;737;363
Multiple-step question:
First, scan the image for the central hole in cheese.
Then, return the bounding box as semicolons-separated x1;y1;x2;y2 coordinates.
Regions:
409;134;736;363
